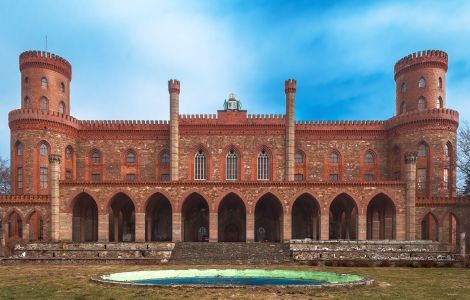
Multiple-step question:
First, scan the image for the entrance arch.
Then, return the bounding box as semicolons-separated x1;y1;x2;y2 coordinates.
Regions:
28;211;44;241
421;213;438;241
366;193;396;240
145;193;172;241
255;193;283;242
218;193;246;242
292;193;320;240
182;193;209;242
109;193;135;242
329;193;358;240
72;193;98;242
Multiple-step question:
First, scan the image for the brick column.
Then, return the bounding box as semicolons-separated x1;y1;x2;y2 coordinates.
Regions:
172;212;182;242
98;214;109;242
460;232;466;257
209;212;218;242
169;79;180;181
283;212;291;242
404;152;418;240
396;212;406;240
320;209;329;240
23;223;30;241
246;212;254;242
358;213;366;240
49;154;61;241
284;79;296;181
135;213;145;242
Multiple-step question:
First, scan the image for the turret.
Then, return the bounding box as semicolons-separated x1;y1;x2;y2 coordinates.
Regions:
19;50;72;115
394;50;447;115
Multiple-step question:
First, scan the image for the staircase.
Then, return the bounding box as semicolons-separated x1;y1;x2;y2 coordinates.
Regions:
290;240;459;267
170;242;293;264
1;242;174;264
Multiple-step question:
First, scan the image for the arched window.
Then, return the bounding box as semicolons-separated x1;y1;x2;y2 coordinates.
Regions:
437;97;443;109
365;151;375;164
418;97;426;111
226;149;238;180
295;151;304;164
330;151;339;164
194;149;206;180
39;142;48;156
444;143;450;158
418;143;427;157
418;76;426;88
40;96;49;111
91;150;101;164
401;82;406;93
41;77;48;89
257;149;270;180
24;97;31;109
60;82;65;93
160;150;170;165
65;146;72;160
58;101;65;114
24;77;29;85
400;101;406;114
126;150;136;164
438;77;442;88
16;142;23;156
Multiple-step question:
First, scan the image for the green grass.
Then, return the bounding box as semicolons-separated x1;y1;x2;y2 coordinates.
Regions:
0;264;469;299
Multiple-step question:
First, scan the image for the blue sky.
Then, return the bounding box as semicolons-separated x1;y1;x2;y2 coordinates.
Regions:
1;0;470;160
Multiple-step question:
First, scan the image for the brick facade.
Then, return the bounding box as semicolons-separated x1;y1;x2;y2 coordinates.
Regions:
0;50;469;249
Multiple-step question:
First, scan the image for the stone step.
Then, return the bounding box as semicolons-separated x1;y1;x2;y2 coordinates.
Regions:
12;249;172;259
22;242;175;251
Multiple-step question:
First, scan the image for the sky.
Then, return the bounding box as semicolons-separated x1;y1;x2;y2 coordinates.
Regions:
1;0;470;160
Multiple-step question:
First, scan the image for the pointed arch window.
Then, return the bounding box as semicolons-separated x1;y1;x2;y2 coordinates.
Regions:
41;77;48;89
418;76;426;88
444;143;450;158
401;82;406;93
400;101;406;114
24;97;31;109
418;97;426;111
40;96;49;111
126;150;136;164
418;143;427;157
437;97;443;109
257;149;270;180
58;101;65;114
91;150;101;164
65;146;72;160
295;151;304;164
330;151;340;164
226;148;238;180
39;142;48;156
438;77;443;88
194;149;206;180
16;142;23;156
60;82;65;93
365;151;375;164
160;150;170;165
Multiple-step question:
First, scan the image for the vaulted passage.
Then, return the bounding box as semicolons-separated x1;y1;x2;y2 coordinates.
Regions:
182;193;209;242
255;193;283;242
28;211;44;241
329;194;358;240
72;193;98;242
109;193;135;242
292;193;320;240
421;213;438;241
366;194;396;240
218;193;246;242
145;193;172;242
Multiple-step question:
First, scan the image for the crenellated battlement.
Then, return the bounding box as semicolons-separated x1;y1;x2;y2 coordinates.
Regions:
285;79;297;93
168;79;180;94
296;120;384;126
394;50;448;80
19;50;72;80
0;194;49;204
386;107;458;129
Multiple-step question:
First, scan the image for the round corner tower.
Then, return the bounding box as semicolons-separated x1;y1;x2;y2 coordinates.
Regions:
19;50;72;115
394;50;447;115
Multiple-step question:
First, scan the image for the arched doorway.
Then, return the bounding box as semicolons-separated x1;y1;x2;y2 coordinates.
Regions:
218;193;246;242
182;193;209;242
255;193;283;242
72;193;98;242
109;193;135;242
329;193;358;240
292;193;320;240
366;194;396;240
145;193;172;242
28;211;44;241
421;213;438;241
8;211;23;239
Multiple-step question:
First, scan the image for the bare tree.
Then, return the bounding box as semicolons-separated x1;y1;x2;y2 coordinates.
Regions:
457;121;470;195
0;156;10;195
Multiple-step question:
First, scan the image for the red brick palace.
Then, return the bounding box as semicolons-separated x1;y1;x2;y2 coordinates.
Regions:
0;49;469;247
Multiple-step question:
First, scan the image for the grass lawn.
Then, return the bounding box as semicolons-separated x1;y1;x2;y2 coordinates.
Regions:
0;264;469;299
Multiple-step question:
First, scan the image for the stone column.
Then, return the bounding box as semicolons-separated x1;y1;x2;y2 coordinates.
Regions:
172;212;182;242
460;232;466;257
404;152;418;240
23;223;30;241
169;79;180;181
98;214;109;242
358;213;366;240
283;212;292;242
284;79;296;181
320;209;329;240
49;154;61;241
246;213;255;242
135;213;145;242
209;212;218;242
